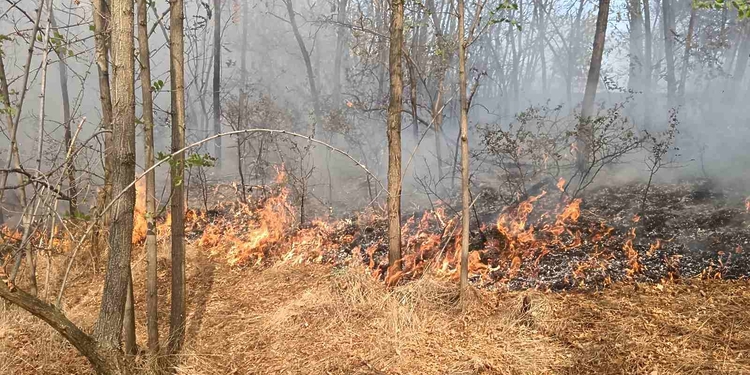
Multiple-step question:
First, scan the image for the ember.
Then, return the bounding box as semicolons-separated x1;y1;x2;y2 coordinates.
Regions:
189;175;750;291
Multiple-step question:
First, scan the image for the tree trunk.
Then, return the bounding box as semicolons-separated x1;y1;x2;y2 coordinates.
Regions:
577;0;610;174
678;4;696;102
457;0;470;299
93;0;136;351
213;0;222;163
662;0;676;107
284;0;322;133
123;269;136;355
0;0;44;225
333;0;349;104
49;9;78;216
628;0;644;93
387;0;405;274
732;21;750;95
137;0;159;353
94;0;114;226
0;53;28;226
0;282;120;374
408;14;420;139
642;0;652;125
168;0;187;356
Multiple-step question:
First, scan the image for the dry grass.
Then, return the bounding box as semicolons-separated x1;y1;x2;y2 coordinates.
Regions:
1;244;749;374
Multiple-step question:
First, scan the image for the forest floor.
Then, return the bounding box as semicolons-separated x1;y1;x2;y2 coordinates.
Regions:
1;251;749;374
1;179;750;374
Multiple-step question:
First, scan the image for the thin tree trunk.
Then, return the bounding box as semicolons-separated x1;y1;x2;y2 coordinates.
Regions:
94;0;114;225
284;0;322;132
387;0;405;274
577;0;610;174
408;15;420;139
333;0;349;104
93;0;136;351
628;0;644;93
123;269;136;355
662;0;676;107
732;21;750;95
213;0;222;163
137;0;159;354
643;0;652;124
457;0;470;299
168;0;187;356
0;0;44;225
678;4;696;102
49;9;78;216
0;52;28;226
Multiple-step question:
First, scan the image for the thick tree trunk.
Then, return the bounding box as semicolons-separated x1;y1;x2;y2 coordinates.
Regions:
387;0;405;274
662;0;676;107
577;0;610;174
137;0;159;353
168;0;187;356
213;0;222;163
457;0;470;299
93;0;136;350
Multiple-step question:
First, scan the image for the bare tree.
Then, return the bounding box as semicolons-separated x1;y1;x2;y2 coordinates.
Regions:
662;0;676;107
577;0;611;174
213;0;222;163
283;0;322;131
387;0;405;275
137;0;159;354
93;0;137;352
168;0;188;356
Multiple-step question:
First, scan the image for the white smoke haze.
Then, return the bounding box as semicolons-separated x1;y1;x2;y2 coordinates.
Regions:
0;0;748;221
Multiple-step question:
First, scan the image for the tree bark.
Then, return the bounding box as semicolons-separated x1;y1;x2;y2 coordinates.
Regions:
0;52;28;226
213;0;222;163
0;0;44;225
661;0;676;107
123;269;136;355
49;9;78;216
387;0;405;274
284;0;322;133
678;4;696;102
168;0;187;356
577;0;610;174
0;282;120;374
93;0;136;350
93;0;114;226
457;0;470;299
628;0;644;93
333;0;349;104
732;21;750;95
137;0;159;353
642;0;652;124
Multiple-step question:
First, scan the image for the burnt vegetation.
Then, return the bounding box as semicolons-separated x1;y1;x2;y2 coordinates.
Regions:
0;0;749;373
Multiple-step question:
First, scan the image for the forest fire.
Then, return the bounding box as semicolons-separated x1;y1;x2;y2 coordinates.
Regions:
168;172;747;292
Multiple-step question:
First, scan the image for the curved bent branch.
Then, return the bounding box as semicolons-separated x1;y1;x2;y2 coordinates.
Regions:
57;128;385;305
0;282;115;374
